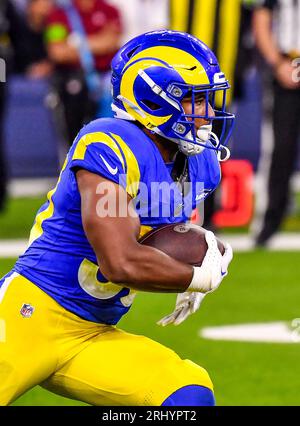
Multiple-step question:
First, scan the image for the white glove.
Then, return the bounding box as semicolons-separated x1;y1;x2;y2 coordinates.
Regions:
157;231;233;327
157;292;206;327
188;231;233;293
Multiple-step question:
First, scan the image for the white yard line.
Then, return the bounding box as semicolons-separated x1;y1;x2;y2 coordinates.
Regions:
0;233;300;259
199;321;300;344
0;240;28;258
8;178;56;198
219;233;300;252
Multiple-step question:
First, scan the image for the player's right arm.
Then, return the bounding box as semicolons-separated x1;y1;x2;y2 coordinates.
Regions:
77;169;194;293
71;129;231;295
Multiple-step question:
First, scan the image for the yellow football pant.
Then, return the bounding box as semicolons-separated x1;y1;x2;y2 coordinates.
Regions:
0;273;213;406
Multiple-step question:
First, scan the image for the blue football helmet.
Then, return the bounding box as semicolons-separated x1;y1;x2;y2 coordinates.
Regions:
111;30;235;157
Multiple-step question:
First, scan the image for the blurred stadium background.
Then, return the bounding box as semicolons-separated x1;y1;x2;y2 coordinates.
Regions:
1;0;300;406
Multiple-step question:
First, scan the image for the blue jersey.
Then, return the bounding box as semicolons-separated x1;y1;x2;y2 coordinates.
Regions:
14;118;221;325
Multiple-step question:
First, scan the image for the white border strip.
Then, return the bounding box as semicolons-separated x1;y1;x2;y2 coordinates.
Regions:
199;321;300;344
0;272;19;303
0;240;28;258
8;178;55;198
1;234;300;259
219;233;300;252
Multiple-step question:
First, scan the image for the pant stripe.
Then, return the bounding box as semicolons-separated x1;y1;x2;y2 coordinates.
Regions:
0;272;19;304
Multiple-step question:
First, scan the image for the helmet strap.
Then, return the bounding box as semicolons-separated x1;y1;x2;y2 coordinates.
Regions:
111;104;136;121
217;146;231;162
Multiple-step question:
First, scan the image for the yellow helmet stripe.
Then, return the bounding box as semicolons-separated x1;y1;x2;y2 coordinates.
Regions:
121;58;173;128
120;46;210;130
126;46;210;86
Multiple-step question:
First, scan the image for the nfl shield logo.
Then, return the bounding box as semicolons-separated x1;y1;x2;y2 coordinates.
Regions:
20;304;34;318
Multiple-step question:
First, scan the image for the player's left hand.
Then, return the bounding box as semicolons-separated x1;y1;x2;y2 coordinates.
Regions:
157;291;206;326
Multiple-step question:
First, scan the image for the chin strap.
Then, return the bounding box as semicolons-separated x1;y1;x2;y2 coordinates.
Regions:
217;145;231;162
111;103;136;121
116;95;147;118
206;130;231;162
178;140;204;156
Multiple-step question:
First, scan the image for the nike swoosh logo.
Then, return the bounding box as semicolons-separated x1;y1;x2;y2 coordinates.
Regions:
99;154;118;175
221;270;227;277
196;190;211;201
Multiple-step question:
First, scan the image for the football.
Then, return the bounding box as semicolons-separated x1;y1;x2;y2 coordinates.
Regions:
139;223;225;267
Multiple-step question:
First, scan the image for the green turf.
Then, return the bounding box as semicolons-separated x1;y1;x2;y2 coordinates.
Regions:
0;197;46;239
2;252;300;406
12;387;87;406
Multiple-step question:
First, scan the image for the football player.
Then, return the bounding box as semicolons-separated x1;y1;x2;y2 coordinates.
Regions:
0;30;234;406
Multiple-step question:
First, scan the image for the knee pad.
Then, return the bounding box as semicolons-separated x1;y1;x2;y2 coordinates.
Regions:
162;385;215;406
